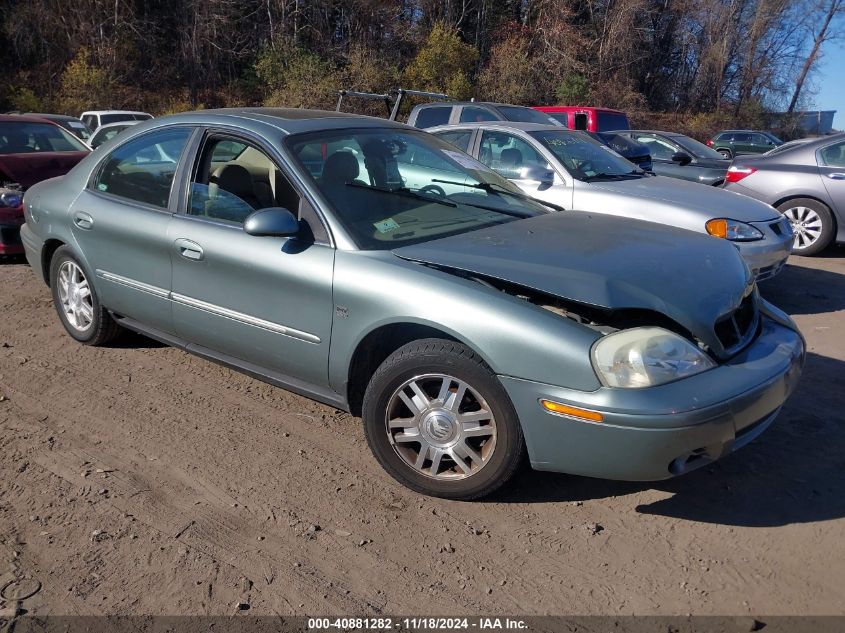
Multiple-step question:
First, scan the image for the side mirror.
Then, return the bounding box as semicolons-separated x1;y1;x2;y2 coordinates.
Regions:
244;207;299;237
671;151;692;166
518;165;555;186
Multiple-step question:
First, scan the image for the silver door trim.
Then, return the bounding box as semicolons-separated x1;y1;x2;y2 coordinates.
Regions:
97;270;170;299
171;292;321;344
97;270;321;344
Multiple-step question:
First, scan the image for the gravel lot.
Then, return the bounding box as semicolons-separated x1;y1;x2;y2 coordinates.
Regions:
1;250;843;617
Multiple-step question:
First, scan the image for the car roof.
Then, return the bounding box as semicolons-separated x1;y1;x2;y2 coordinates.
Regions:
24;113;83;122
94;121;141;131
141;107;410;135
0;114;64;125
414;102;532;109
82;110;151;115
625;129;686;136
535;105;625;113
428;121;566;133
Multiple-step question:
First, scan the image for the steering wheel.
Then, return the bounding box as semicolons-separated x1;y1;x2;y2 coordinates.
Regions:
419;184;446;197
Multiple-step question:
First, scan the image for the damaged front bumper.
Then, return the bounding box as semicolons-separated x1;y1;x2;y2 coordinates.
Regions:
501;306;804;481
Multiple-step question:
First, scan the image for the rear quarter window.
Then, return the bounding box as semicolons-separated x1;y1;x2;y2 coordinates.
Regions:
413;107;452;129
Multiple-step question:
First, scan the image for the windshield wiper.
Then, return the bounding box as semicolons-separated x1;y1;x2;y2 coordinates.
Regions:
431;178;565;212
346;182;456;207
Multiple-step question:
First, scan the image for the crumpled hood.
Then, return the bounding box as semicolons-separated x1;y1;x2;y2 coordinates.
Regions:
394;212;754;358
588;175;778;223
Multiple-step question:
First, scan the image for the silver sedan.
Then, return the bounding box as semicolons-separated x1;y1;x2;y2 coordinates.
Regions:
428;122;794;281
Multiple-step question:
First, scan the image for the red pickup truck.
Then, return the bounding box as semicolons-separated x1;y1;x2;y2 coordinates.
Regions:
0;115;89;255
532;106;630;132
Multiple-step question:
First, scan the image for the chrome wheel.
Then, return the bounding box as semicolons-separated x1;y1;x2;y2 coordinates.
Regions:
385;374;497;480
782;205;823;251
57;261;93;332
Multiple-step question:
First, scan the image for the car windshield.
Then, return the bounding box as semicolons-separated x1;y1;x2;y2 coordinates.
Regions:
0;121;88;154
530;130;642;181
763;132;783;144
287;128;550;250
671;134;726;160
498;106;562;126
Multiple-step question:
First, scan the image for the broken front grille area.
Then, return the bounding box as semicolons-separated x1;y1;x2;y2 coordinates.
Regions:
714;292;759;353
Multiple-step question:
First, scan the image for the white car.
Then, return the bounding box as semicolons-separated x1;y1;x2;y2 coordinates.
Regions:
80;110;153;131
88;121;141;149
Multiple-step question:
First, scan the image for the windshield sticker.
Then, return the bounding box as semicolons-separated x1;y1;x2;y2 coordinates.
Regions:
442;149;488;171
373;218;400;234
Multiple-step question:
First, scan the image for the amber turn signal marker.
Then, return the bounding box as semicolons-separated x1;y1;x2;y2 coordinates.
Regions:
705;218;728;238
540;399;603;422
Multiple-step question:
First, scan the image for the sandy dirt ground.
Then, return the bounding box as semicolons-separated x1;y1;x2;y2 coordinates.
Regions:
1;249;844;618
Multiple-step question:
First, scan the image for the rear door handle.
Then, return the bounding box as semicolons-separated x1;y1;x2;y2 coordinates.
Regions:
174;238;204;261
73;211;94;230
826;173;845;180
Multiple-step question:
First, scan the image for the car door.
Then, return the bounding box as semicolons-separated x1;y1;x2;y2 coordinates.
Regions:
168;131;335;387
475;129;571;209
69;125;195;333
732;133;754;155
818;140;845;220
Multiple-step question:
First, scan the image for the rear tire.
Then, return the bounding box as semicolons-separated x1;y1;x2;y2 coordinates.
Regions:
777;198;835;256
49;246;121;345
717;148;732;159
362;339;525;500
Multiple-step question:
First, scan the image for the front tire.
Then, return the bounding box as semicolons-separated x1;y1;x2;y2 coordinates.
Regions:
49;246;121;345
778;198;835;256
362;339;525;500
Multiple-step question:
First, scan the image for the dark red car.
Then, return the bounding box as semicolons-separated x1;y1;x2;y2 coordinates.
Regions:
0;114;89;255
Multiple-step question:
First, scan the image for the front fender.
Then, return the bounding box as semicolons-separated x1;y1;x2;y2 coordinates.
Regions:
327;250;603;395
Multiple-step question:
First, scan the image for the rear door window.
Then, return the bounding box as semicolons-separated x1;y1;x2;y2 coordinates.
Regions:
413;107;452;129
92;127;191;208
596;111;629;131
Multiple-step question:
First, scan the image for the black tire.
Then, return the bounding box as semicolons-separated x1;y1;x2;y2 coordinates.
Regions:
49;246;121;345
362;338;525;500
717;148;732;159
777;198;835;256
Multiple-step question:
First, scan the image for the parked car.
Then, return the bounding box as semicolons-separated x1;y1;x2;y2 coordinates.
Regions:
88;121;140;149
723;132;845;255
0;114;89;255
585;131;652;172
763;137;813;156
617;130;730;185
24;113;94;143
707;130;783;159
80;110;153;131
20;108;804;499
428;121;793;280
407;101;562;129
533;106;630;132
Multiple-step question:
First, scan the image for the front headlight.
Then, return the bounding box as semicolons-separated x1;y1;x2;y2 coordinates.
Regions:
705;218;763;241
592;327;716;388
0;191;23;208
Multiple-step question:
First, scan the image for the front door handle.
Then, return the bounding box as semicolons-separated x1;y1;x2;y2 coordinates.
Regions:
174;238;204;261
826;173;845;180
73;211;94;230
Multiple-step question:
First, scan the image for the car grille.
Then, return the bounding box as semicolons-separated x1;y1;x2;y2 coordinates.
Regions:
714;292;759;353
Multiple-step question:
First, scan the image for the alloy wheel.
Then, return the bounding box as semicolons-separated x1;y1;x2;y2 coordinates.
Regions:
782;205;823;251
57;261;94;332
385;373;497;480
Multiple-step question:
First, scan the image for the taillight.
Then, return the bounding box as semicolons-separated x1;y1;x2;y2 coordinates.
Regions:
726;165;757;183
706;139;714;146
